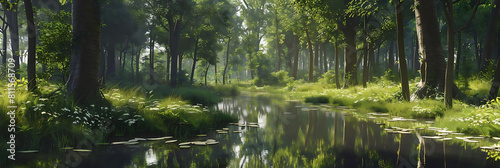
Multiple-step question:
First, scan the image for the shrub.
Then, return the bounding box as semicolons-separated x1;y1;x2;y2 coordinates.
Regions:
305;96;329;104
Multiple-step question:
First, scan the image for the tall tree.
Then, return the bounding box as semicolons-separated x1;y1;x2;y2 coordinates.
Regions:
480;0;500;71
6;0;19;78
25;0;36;91
305;28;314;82
66;0;102;104
395;0;410;101
413;0;446;98
487;0;500;100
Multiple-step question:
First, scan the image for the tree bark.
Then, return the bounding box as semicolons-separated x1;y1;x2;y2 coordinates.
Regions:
455;31;462;76
204;63;210;86
342;26;358;88
7;0;19;78
323;42;328;72
334;41;340;89
191;37;199;84
67;0;102;105
388;40;395;71
396;0;410;101
488;0;500;100
223;36;230;85
149;34;155;84
305;28;314;82
362;16;368;88
167;12;182;87
135;46;140;83
106;42;116;79
413;0;447;98
25;0;36;92
481;0;500;71
444;0;455;108
2;21;6;65
413;35;420;71
276;14;281;71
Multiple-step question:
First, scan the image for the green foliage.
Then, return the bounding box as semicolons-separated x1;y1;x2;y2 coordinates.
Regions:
305;95;329;104
252;70;292;86
36;9;72;82
151;86;221;106
210;85;240;97
318;70;336;84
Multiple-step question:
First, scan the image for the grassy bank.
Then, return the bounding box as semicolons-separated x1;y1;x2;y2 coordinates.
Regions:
242;77;500;137
0;81;237;165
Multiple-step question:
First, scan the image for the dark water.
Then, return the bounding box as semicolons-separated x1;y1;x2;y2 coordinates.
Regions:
8;95;500;167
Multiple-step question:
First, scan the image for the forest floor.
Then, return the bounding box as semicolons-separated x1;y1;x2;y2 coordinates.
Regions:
240;77;500;138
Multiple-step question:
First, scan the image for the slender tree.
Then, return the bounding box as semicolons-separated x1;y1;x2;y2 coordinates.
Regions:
25;0;36;91
395;0;410;101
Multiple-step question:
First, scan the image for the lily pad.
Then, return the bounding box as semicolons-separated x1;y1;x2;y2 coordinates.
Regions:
18;150;39;153
179;146;191;149
207;141;219;145
165;140;178;144
73;149;92;152
112;141;129;145
192;141;207;146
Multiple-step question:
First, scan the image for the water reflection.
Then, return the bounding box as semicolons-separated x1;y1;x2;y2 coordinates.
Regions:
7;95;500;167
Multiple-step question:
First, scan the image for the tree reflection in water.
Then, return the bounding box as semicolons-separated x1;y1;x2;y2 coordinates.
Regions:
11;95;500;167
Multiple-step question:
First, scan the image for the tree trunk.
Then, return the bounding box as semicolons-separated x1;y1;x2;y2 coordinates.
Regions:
204;63;210;86
488;0;500;100
388;40;395;71
305;28;314;82
314;43;319;70
396;0;410;101
342;25;358;88
223;36;230;85
362;16;368;88
481;0;500;71
99;44;106;84
167;14;182;87
130;47;135;81
334;41;340;89
444;0;455;108
369;42;374;80
166;52;170;83
215;59;217;85
455;31;462;76
413;0;465;101
191;37;199;84
149;35;155;84
2;23;6;65
106;42;116;79
413;35;420;71
473;29;481;68
276;14;281;71
121;49;126;73
135;46;140;83
7;0;19;78
67;0;102;105
291;34;299;79
25;0;36;92
323;42;327;72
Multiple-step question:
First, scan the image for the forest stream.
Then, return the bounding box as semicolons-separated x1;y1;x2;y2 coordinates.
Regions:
11;94;500;168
